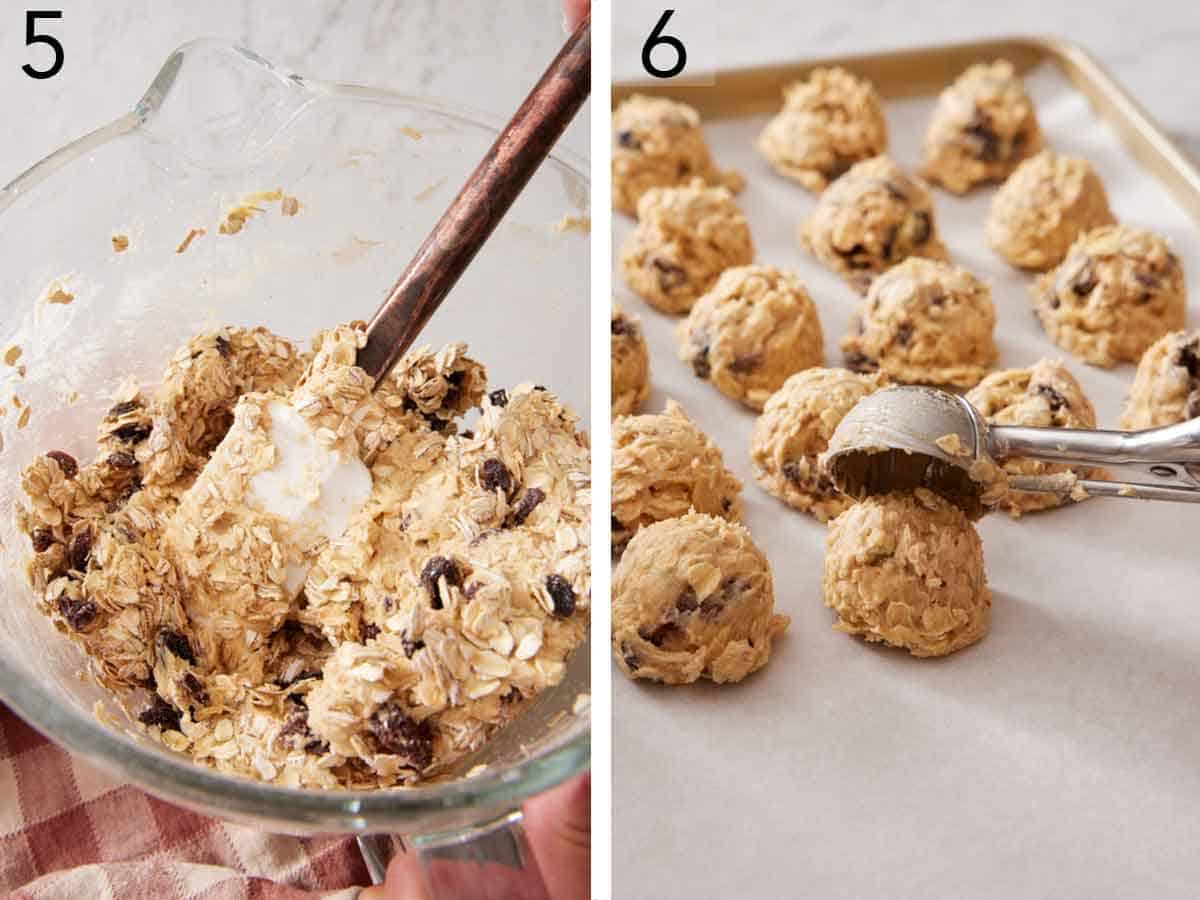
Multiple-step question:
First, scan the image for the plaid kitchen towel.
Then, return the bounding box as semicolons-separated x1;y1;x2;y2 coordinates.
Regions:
0;703;369;899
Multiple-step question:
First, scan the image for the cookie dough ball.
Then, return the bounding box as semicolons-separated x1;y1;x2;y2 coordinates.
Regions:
1120;329;1200;429
823;489;991;657
756;67;888;192
987;151;1115;271
750;367;889;522
612;512;789;684
612;95;744;217
1032;225;1186;368
620;181;755;314
840;258;997;387
922;60;1043;194
612;306;650;417
612;401;743;555
677;265;824;410
799;156;948;293
966;359;1103;517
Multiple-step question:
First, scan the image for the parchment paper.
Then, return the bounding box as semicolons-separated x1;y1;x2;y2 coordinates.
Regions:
612;61;1200;899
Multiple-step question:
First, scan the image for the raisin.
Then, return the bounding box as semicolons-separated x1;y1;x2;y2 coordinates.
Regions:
880;224;899;261
894;323;913;347
508;487;546;526
424;414;448;433
279;711;310;738
359;621;380;643
479;458;513;495
882;181;908;202
1034;384;1067;412
616;129;640;150
844;351;878;373
963;114;1000;161
489;388;509;407
501;687;522;704
401;631;425;659
215;335;232;358
729;353;760;374
160;629;196;663
107;400;142;417
46;450;78;478
650;257;687;289
68;529;93;572
421;556;461;609
1071;261;1098;296
910;211;932;246
138;696;182;732
107;451;137;469
57;595;97;631
31;526;54;553
622;648;641;671
304;739;329;754
112;423;152;444
461;429;475;439
929;293;946;307
611;315;630;336
676;587;699;613
545;574;576;617
835;243;872;268
642;623;678;647
1133;269;1159;288
180;672;209;705
691;345;712;380
368;705;434;768
1176;343;1200;378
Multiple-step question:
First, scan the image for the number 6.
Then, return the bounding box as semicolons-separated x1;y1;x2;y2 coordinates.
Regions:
642;10;686;80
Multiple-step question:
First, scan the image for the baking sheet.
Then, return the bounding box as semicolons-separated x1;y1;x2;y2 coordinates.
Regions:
612;57;1200;899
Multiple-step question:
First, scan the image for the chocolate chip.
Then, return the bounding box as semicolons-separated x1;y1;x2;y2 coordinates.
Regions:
882;181;908;202
489;388;509;407
1176;343;1200;378
421;556;461;609
461;429;475;439
1134;269;1159;288
910;211;932;246
401;631;425;659
46;450;78;478
621;646;641;671
1034;383;1068;412
181;672;209;705
844;350;878;373
160;629;195;663
108;400;142;417
611;315;630;336
1071;260;1098;296
368;705;434;768
676;586;699;613
279;711;310;738
616;129;640;149
107;451;137;470
359;621;380;643
138;696;182;732
31;526;54;553
479;458;513;495
690;345;712;380
835;243;873;269
880;224;899;261
545;574;576;617
929;294;945;307
650;257;687;289
215;335;232;358
68;528;93;572
501;687;522;704
112;423;152;444
729;353;760;374
508;487;546;526
642;623;679;647
304;739;329;754
963;114;1000;161
894;323;913;347
57;595;97;631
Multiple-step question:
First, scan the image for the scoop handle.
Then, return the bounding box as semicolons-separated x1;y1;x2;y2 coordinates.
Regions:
356;15;591;383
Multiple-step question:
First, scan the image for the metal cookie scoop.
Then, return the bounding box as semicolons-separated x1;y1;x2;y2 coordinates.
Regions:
821;385;1200;516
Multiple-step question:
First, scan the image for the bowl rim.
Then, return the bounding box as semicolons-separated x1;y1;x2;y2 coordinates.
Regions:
0;37;590;832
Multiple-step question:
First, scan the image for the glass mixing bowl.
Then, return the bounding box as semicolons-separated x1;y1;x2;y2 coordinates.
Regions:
0;39;589;890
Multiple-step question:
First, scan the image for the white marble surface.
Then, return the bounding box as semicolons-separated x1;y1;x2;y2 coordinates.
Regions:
2;0;587;185
614;0;1200;159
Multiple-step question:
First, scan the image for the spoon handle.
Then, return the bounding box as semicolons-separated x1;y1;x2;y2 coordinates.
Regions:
357;15;591;383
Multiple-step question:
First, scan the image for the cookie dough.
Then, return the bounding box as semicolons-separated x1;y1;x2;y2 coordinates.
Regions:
799;156;948;293
922;60;1043;194
612;512;789;684
756;67;888;191
823;489;991;657
1032;225;1186;368
18;325;590;789
840;257;998;387
966;359;1104;516
620;180;755;314
677;265;824;411
611;401;743;556
612;306;650;417
987;151;1115;271
1120;329;1200;429
750;367;889;521
612;94;744;217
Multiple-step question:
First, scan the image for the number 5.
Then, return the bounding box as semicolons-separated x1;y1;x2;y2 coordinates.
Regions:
23;10;64;80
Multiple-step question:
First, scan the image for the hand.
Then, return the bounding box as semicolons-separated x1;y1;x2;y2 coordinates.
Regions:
360;773;590;900
562;0;589;30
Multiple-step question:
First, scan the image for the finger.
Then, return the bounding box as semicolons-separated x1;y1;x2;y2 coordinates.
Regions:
523;773;591;900
359;852;427;900
562;0;590;31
